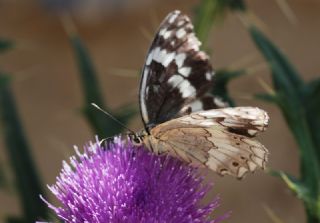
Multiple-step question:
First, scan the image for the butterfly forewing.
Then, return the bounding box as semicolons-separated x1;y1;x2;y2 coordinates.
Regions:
143;107;269;178
139;10;226;128
136;10;269;178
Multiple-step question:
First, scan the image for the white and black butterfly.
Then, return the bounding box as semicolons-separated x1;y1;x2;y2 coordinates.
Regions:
130;10;269;179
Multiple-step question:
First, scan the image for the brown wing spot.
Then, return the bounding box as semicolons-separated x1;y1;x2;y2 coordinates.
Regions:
240;156;246;160
185;106;192;114
236;142;240;145
232;161;239;167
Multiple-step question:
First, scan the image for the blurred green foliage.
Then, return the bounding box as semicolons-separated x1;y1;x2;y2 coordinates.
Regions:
194;0;245;49
0;162;7;190
68;34;136;138
194;0;246;107
0;38;14;54
250;26;320;222
211;69;244;106
193;0;320;222
0;74;48;222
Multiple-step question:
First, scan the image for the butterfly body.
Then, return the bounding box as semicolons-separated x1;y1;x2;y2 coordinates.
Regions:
133;10;269;178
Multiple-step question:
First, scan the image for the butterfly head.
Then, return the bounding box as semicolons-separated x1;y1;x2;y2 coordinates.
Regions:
128;131;147;146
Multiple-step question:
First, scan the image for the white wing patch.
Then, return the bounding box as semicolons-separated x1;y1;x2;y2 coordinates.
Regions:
143;107;269;178
136;9;270;178
139;10;215;126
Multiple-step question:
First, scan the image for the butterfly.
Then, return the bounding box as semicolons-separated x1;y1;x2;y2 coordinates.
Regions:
129;10;269;179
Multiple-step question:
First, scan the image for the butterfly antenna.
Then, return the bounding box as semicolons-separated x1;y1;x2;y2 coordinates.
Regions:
91;103;135;134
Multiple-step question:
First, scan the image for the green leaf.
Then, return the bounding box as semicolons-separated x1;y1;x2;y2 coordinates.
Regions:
304;77;320;98
255;93;278;104
69;35;136;138
249;27;303;97
193;0;246;49
304;78;320;159
249;26;320;219
280;172;320;219
0;73;48;222
70;36;105;107
211;69;244;106
270;170;320;220
280;172;309;201
269;168;319;218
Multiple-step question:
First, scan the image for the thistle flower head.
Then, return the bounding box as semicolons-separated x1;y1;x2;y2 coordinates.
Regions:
42;137;226;223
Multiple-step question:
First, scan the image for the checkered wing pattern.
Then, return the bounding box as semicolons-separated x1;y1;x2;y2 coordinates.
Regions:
139;10;226;129
135;10;270;178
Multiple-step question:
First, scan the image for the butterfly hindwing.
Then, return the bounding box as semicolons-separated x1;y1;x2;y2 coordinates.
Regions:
139;10;226;128
143;107;269;178
136;10;269;178
178;106;269;137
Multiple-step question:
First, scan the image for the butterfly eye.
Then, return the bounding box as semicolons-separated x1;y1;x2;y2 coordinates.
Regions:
133;137;142;145
129;134;143;146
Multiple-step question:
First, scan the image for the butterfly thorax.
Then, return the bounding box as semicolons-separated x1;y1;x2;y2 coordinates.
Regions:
127;127;162;155
145;123;157;135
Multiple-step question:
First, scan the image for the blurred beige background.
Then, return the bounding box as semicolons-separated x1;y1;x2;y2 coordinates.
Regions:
0;0;319;222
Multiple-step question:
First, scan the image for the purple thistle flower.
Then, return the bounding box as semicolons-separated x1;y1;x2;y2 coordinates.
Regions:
41;137;227;223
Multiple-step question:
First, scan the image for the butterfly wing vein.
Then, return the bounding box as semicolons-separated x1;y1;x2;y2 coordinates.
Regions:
144;107;269;178
137;10;269;178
